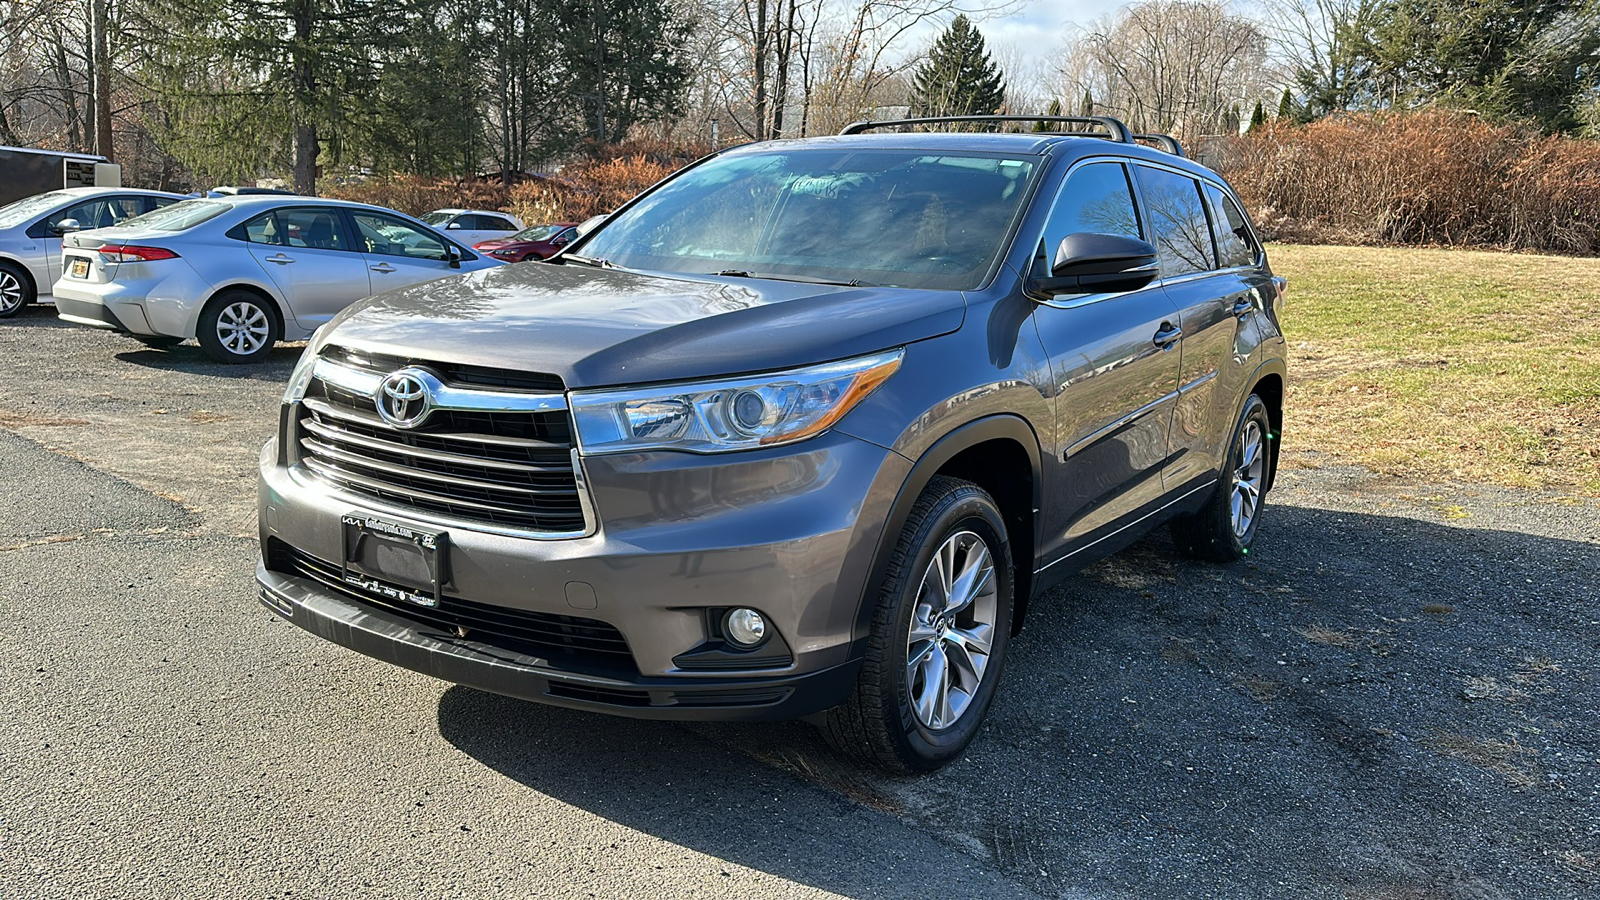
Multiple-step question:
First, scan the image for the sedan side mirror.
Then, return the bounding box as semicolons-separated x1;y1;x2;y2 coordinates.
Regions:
447;245;463;269
53;218;82;236
1029;232;1160;298
446;221;462;230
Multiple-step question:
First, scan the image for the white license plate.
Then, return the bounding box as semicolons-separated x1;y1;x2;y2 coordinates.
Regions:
69;257;89;279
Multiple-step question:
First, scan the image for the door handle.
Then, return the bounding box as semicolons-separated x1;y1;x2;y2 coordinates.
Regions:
370;263;396;273
1231;298;1254;317
265;253;294;265
1153;322;1183;348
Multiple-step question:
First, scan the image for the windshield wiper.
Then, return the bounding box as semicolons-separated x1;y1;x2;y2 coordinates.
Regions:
561;253;612;268
713;269;874;288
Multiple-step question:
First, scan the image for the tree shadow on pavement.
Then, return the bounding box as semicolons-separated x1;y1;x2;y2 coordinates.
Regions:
439;500;1600;899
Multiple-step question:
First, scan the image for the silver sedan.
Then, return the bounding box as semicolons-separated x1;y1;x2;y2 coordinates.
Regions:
52;196;504;362
0;187;185;317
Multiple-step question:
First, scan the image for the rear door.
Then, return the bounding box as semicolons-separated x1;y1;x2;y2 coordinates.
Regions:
346;210;461;294
237;206;371;329
1030;160;1183;562
1130;164;1244;491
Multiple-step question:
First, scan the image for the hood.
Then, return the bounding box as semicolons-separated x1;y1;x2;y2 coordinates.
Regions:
322;261;965;389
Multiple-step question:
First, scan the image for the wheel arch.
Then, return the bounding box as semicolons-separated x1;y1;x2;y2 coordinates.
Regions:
197;282;288;338
1244;357;1286;492
0;254;38;296
854;415;1043;642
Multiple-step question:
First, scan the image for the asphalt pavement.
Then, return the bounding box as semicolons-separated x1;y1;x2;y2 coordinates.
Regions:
3;304;1597;899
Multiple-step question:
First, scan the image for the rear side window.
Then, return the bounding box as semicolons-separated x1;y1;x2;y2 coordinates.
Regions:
1134;166;1215;277
474;215;517;231
1034;161;1142;277
1203;183;1258;268
238;208;350;251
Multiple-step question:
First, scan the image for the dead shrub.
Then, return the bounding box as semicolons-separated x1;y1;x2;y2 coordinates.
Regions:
1214;112;1600;254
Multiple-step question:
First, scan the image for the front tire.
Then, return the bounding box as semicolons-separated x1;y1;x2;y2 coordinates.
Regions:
1171;393;1273;562
822;476;1014;773
196;290;279;363
0;261;34;318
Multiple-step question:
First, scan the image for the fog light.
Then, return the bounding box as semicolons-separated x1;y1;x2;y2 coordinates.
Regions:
725;608;767;647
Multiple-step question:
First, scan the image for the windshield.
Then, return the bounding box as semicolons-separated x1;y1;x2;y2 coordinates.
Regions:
118;200;230;231
512;224;567;241
0;191;72;229
419;211;453;226
576;149;1037;290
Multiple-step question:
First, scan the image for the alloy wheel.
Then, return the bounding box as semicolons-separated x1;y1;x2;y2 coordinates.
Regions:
216;301;270;357
0;270;24;313
1231;419;1265;538
906;530;999;730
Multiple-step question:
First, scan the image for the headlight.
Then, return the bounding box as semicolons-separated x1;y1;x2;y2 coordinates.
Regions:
281;326;332;403
570;349;903;454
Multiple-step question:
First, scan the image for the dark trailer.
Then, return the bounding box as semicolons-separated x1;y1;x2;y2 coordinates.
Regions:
0;146;121;206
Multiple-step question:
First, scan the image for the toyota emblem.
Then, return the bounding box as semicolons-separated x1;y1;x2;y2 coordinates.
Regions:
376;368;434;428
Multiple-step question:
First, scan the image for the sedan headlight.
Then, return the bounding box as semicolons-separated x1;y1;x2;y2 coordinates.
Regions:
570;349;903;454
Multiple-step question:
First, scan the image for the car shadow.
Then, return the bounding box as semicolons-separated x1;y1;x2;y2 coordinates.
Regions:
113;342;304;379
438;500;1600;898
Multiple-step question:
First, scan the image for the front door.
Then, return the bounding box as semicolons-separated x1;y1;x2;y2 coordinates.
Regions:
1030;160;1183;564
347;211;461;295
239;206;371;329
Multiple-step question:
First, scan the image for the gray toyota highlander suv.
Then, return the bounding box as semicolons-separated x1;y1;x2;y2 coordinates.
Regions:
256;116;1287;772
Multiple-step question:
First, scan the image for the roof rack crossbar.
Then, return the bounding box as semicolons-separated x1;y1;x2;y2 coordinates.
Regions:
840;115;1135;144
1133;134;1186;157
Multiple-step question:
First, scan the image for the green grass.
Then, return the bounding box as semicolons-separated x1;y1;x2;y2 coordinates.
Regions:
1269;244;1600;494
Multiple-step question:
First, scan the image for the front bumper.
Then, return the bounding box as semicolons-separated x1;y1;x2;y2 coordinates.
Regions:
257;563;860;720
258;426;911;720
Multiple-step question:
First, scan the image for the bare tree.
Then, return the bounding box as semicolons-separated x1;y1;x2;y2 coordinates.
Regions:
1257;0;1376;114
1057;0;1276;136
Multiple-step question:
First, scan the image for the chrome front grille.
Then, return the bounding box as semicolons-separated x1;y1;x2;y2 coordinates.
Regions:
294;354;589;536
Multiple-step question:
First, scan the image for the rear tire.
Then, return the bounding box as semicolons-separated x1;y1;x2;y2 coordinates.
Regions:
1171;393;1273;562
0;261;34;318
822;476;1014;773
196;290;280;364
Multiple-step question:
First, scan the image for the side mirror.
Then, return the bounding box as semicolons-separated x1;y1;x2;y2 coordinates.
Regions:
446;221;462;230
1029;232;1160;298
53;218;82;236
447;245;463;269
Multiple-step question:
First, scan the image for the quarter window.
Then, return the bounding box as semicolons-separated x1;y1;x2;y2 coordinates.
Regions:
1034;162;1142;277
1203;183;1257;268
1134;166;1215;277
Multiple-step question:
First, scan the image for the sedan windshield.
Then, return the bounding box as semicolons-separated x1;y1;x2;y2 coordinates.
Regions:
118;200;230;231
419;211;453;226
577;149;1037;290
0;191;72;229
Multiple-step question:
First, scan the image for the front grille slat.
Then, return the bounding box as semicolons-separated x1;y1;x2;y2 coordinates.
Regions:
295;353;586;535
275;543;636;674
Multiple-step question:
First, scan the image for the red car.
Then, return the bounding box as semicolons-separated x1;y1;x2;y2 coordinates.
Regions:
473;222;579;262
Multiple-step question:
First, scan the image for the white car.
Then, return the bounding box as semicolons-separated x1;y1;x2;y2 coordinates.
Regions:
419;208;525;248
0;186;185;317
52;196;504;363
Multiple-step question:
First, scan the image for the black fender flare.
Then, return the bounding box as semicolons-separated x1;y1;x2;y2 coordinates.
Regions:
1240;355;1287;492
851;414;1043;642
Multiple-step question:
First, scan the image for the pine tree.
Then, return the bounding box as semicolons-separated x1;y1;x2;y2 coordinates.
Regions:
1277;88;1294;121
1079;90;1094;118
1033;98;1063;131
1247;100;1267;133
910;15;1006;122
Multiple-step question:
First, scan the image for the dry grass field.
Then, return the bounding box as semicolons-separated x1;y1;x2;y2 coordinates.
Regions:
1271;244;1600;494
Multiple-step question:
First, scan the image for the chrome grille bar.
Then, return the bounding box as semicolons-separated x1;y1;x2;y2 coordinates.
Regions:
313;358;567;413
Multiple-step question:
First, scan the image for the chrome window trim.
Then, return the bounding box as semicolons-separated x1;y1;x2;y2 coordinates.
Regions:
312;357;569;413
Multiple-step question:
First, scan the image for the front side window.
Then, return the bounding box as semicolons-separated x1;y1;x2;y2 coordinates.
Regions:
1203;183;1258;268
476;215;516;231
351;212;448;260
1134;166;1215;277
1033;161;1142;277
576;148;1038;290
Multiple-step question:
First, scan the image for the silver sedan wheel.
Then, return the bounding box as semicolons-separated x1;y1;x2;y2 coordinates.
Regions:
216;300;270;357
1231;419;1265;538
906;530;998;730
0;270;25;313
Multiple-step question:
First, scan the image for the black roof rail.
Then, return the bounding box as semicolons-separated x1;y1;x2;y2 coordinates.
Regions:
1133;133;1186;157
840;115;1135;144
